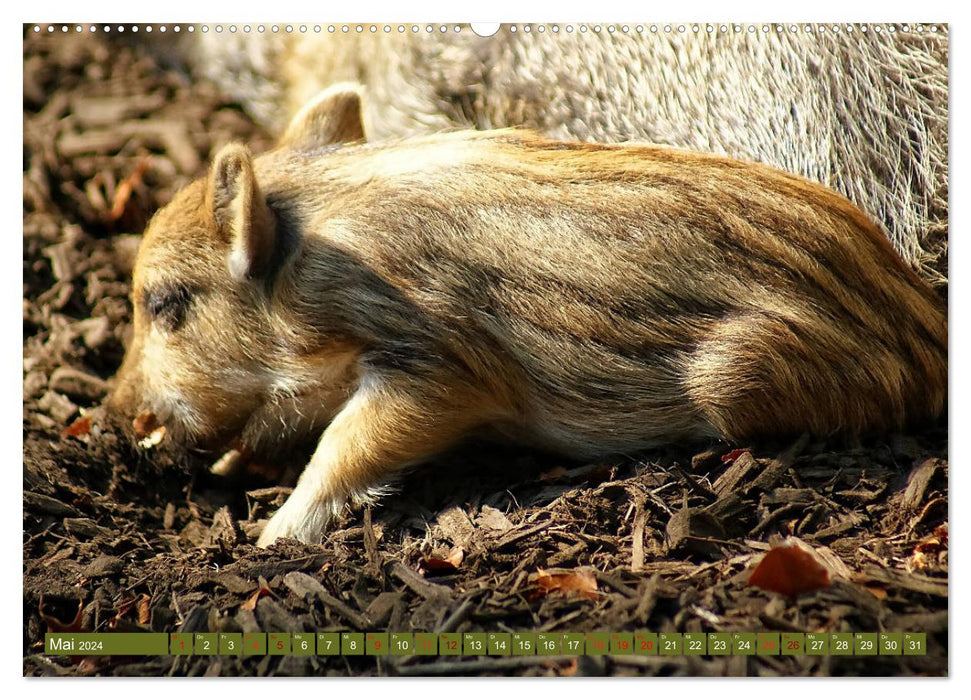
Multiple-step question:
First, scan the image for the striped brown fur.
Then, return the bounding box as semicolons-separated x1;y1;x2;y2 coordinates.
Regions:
108;85;947;546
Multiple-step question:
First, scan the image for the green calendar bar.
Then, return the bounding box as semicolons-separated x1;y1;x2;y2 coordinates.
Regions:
243;633;266;656
366;632;389;655
489;633;512;655
439;632;462;656
45;633;169;656
414;633;438;655
463;632;487;655
659;632;682;656
610;632;634;655
341;632;364;655
40;631;929;657
391;632;413;655
635;632;659;655
195;633;217;655
317;632;339;655
537;633;561;655
683;633;706;656
805;633;828;655
708;633;730;656
269;633;290;655
512;633;536;655
219;633;242;655
562;633;585;655
292;633;315;655
170;632;192;655
782;633;805;656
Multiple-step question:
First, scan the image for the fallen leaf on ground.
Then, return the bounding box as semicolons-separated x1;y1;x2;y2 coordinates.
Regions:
722;448;752;464
530;567;600;601
39;597;85;633
63;415;91;439
137;594;151;625
908;523;948;572
241;585;272;611
419;547;465;574
111;596;136;626
748;538;832;597
914;523;948;555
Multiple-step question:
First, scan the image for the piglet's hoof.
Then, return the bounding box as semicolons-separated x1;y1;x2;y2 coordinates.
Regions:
255;489;334;547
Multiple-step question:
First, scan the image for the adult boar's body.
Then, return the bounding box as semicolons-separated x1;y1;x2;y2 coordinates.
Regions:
179;24;948;284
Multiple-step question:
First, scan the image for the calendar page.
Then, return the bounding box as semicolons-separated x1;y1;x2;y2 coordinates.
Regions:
22;12;949;681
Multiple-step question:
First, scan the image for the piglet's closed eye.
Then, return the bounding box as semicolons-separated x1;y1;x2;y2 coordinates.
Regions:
208;143;277;281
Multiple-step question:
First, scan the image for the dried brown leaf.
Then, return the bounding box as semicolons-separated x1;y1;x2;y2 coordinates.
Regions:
531;567;600;601
420;547;465;573
63;415;91;439
137;594;151;625
241;585;272;611
748;540;831;597
39;597;85;633
722;448;752;464
914;523;948;555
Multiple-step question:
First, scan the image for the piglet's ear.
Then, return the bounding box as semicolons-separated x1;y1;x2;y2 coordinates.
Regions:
209;143;277;281
280;82;366;150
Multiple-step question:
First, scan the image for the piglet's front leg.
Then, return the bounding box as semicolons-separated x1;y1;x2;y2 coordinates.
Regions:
256;375;489;547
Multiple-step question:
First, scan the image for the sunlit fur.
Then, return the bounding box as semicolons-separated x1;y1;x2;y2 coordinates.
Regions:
109;86;947;547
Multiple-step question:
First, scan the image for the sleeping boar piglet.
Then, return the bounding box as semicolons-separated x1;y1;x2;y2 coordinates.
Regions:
107;83;947;547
